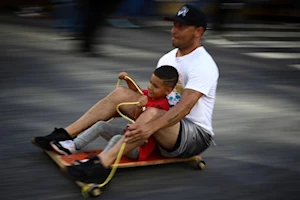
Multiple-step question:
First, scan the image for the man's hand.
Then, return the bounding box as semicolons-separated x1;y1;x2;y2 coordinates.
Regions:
124;122;153;143
118;72;129;80
137;95;147;108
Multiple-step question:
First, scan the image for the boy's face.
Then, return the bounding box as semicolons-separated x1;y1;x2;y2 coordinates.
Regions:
147;74;173;99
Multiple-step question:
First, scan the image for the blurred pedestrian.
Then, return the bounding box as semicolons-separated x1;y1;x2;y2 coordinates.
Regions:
78;0;122;55
51;0;85;37
213;0;244;32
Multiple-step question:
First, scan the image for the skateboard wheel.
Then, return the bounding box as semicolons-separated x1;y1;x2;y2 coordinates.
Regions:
197;160;206;170
81;184;102;197
88;185;102;197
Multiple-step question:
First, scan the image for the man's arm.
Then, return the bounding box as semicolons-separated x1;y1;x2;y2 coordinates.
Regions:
150;89;202;131
125;78;142;92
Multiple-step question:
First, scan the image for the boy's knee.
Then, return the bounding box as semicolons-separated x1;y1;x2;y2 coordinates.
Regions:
111;135;123;142
94;121;111;131
142;107;165;118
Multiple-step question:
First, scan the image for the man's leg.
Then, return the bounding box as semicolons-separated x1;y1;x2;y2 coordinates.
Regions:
157;118;211;159
153;123;180;151
65;86;141;136
31;86;142;150
136;108;180;151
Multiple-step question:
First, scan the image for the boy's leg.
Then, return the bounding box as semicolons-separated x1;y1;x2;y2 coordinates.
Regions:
65;108;181;183
74;121;124;150
50;121;124;154
102;135;122;153
102;135;139;160
98;108;161;166
66;135;144;183
31;86;142;150
65;108;163;182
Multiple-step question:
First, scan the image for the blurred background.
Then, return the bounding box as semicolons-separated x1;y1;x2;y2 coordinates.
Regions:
0;1;299;200
1;0;300;26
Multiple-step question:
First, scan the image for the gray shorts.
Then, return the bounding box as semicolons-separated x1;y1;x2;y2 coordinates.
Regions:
158;118;212;158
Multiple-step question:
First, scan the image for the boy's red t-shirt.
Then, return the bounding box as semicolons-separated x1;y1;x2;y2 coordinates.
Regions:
137;90;170;161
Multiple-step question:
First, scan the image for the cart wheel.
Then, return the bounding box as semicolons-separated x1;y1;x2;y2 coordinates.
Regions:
82;184;102;197
197;160;206;170
88;185;102;197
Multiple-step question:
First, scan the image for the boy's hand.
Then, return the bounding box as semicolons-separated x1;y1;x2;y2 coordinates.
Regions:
137;95;148;107
118;72;129;80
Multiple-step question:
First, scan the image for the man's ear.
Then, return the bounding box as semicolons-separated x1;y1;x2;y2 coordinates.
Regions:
195;26;204;37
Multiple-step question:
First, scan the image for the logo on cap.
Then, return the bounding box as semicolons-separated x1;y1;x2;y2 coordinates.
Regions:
177;6;189;17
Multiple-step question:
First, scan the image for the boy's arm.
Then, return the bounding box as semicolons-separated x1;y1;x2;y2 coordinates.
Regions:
133;95;147;120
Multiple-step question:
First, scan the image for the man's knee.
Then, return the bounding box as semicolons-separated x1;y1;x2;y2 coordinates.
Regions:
111;86;141;102
114;86;127;94
153;122;180;151
114;86;136;95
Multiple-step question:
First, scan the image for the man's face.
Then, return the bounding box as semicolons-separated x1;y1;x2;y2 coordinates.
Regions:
171;21;198;49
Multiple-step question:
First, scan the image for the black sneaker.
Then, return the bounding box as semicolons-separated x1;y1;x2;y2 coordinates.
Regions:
31;128;73;151
66;156;111;183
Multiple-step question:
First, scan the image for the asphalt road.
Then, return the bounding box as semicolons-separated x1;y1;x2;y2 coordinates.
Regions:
1;15;300;200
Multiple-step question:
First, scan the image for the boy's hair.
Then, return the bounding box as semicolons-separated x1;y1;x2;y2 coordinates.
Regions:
154;65;179;89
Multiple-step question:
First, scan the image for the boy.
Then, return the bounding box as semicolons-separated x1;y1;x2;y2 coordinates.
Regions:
50;65;178;161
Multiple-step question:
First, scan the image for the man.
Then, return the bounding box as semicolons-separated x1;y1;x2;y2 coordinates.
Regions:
31;4;219;183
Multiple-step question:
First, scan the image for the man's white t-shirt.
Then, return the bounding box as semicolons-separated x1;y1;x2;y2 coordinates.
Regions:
157;46;219;136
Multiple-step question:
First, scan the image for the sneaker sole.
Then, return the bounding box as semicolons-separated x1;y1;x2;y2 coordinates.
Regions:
30;137;50;150
60;166;77;182
50;141;70;156
60;166;94;184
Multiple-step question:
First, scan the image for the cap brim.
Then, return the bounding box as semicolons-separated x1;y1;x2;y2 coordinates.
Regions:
164;16;189;25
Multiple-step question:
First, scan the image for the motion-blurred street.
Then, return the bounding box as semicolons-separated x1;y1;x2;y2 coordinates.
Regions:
1;10;300;200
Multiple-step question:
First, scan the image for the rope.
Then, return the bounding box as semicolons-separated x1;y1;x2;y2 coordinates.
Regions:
105;76;142;123
81;75;143;196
